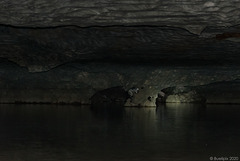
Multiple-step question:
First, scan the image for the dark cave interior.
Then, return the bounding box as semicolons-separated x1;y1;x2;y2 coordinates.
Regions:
1;1;240;161
0;0;240;106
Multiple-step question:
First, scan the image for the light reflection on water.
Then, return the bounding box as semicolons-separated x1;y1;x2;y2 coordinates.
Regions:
0;104;239;161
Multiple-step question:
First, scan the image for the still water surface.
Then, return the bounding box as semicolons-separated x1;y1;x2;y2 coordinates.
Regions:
0;104;239;161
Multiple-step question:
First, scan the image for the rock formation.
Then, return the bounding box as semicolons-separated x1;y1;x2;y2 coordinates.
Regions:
0;0;240;105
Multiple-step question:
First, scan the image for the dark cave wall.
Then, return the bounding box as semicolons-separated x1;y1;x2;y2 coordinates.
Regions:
1;25;240;72
0;0;240;105
1;61;240;106
0;0;240;72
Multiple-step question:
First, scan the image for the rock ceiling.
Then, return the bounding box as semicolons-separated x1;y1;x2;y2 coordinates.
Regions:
0;0;240;72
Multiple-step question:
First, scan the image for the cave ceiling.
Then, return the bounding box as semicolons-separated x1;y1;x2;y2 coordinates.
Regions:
0;0;240;72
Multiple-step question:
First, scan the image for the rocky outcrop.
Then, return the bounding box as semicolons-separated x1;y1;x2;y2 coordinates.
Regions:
161;80;240;104
0;0;240;34
0;0;240;106
1;60;240;106
162;86;206;103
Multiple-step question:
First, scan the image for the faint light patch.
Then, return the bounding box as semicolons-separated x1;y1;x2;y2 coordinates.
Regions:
225;38;240;42
207;7;219;11
204;2;215;7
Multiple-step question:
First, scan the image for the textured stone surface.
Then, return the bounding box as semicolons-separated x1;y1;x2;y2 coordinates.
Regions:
1;0;240;105
90;86;128;105
197;80;240;104
1;25;240;72
162;80;240;104
0;1;240;72
0;0;240;34
163;87;205;103
1;60;240;106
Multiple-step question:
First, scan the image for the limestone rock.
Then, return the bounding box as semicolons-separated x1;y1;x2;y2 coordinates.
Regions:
166;90;206;103
0;0;240;34
0;0;240;106
162;80;240;104
1;60;240;105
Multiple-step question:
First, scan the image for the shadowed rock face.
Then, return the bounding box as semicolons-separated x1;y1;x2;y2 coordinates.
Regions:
1;25;240;72
0;0;240;105
161;80;240;104
90;86;128;105
0;1;240;72
0;60;239;106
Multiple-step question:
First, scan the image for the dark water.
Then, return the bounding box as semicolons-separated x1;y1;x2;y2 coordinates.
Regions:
0;104;239;161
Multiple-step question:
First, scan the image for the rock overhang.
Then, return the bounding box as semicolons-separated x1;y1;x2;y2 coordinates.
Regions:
0;0;240;72
0;25;240;72
0;0;240;34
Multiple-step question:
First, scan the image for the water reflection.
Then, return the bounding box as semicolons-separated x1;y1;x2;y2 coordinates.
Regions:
0;104;239;161
163;103;207;120
90;103;125;120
